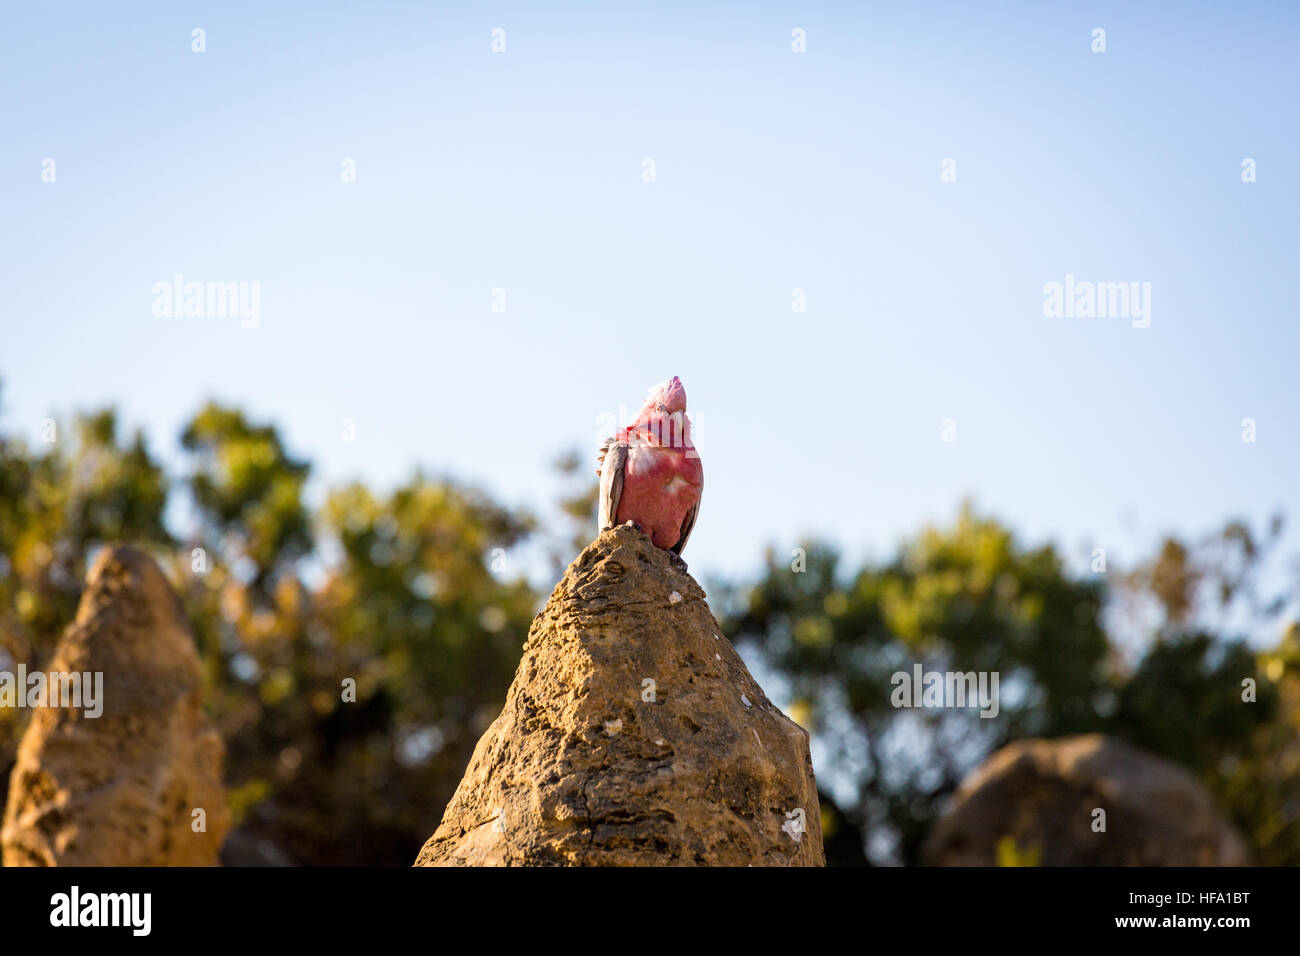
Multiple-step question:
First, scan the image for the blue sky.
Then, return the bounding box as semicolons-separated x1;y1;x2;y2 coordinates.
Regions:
2;1;1297;614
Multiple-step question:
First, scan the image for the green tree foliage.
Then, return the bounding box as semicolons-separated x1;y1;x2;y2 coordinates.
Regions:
180;402;313;582
723;504;1111;863
1109;518;1299;865
173;407;538;864
722;504;1293;865
1233;623;1300;865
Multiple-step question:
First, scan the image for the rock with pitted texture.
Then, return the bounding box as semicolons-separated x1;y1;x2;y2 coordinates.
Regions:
2;546;229;866
921;734;1249;866
415;525;824;866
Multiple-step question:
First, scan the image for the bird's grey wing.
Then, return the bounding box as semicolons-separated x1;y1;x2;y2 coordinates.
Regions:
598;441;628;532
595;436;613;476
670;492;700;556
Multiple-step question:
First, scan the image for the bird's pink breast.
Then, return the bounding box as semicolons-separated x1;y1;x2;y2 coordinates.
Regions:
615;445;703;549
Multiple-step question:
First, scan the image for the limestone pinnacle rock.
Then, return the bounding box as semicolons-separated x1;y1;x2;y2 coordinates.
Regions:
415;525;824;866
921;734;1250;866
2;546;230;866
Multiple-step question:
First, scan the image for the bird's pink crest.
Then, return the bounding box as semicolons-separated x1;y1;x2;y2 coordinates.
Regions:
644;376;687;414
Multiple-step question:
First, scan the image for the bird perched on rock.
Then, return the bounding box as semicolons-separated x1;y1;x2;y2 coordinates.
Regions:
596;376;703;560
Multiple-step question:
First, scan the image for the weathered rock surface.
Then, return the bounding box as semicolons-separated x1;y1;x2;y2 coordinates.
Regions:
416;525;824;866
921;734;1249;866
2;546;229;866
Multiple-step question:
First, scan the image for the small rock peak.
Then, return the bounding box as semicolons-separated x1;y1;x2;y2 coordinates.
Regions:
2;545;229;867
415;520;824;866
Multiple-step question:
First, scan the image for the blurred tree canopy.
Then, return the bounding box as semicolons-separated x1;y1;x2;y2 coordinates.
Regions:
721;506;1104;862
176;403;538;864
721;505;1298;865
0;380;1296;865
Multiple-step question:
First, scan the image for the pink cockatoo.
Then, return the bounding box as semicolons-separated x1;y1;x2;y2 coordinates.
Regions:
596;376;703;561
